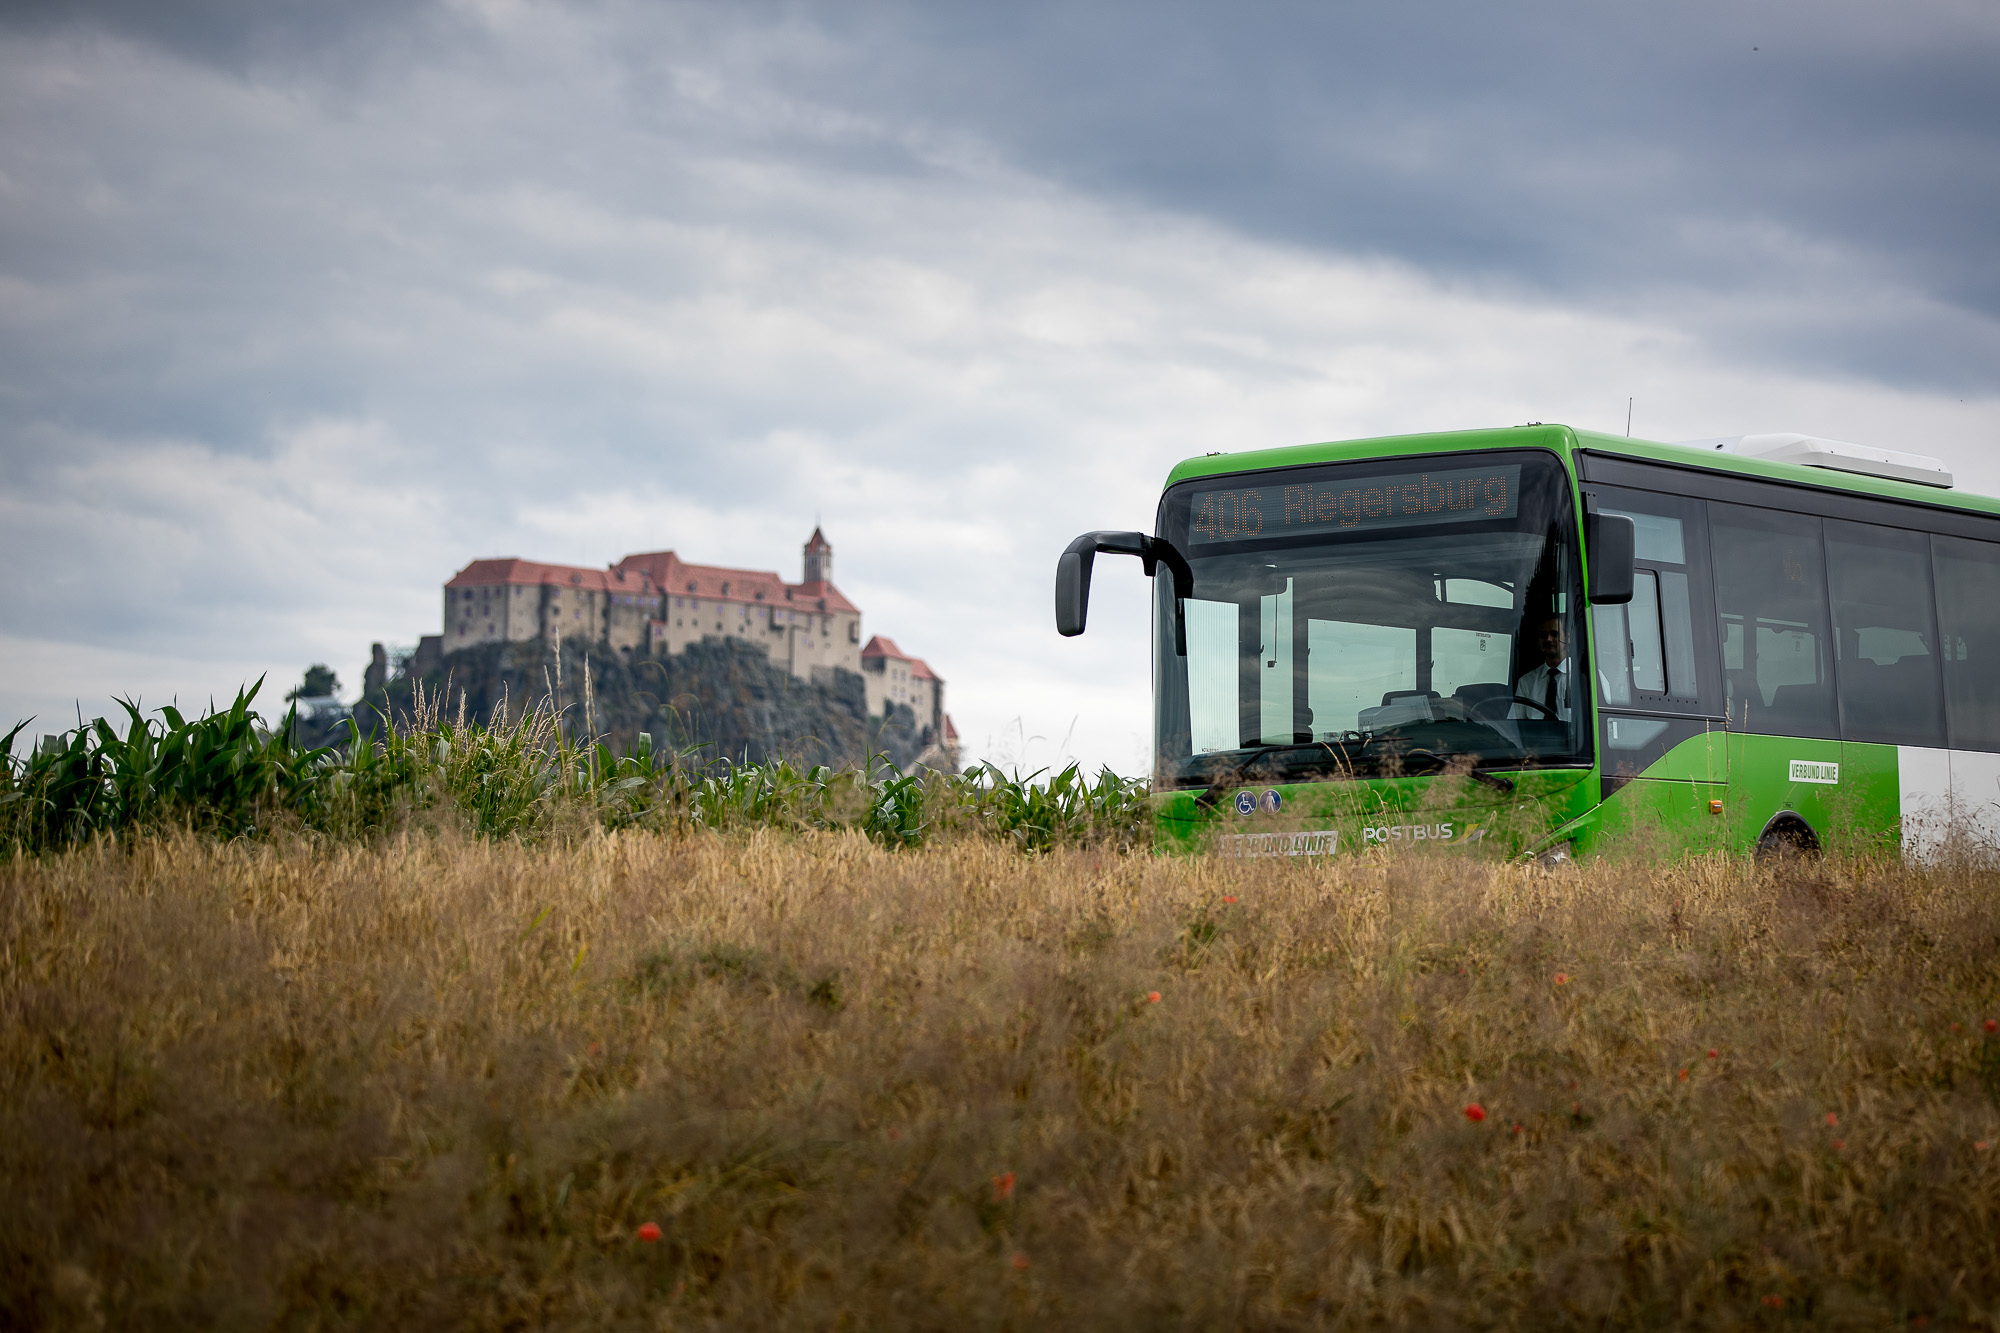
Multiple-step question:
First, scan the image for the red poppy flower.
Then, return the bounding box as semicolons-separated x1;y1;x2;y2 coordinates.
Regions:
1825;1112;1839;1127
1147;991;1161;1004
636;1222;662;1243
1832;1139;1845;1151
1986;1018;1998;1033
1707;1049;1719;1059
1511;1123;1523;1135
1762;1295;1785;1308
1222;895;1237;904
1976;1141;1990;1152
1464;1103;1486;1122
1553;972;1569;986
992;1171;1016;1201
1678;1068;1688;1081
1010;1252;1030;1271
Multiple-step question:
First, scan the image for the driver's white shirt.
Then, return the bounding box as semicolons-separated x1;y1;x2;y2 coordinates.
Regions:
1511;658;1573;722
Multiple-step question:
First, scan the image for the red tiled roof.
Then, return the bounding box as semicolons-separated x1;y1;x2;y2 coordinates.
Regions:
791;579;858;615
448;558;639;592
804;526;831;553
612;551;858;614
863;635;941;682
943;715;958;741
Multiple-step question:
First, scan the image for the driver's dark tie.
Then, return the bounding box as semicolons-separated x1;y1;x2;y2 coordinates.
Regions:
1544;668;1559;719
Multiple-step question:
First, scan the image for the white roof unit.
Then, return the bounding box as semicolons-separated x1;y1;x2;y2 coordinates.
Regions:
1677;433;1953;489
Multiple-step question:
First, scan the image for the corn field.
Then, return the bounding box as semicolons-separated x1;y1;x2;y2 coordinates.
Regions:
0;681;1149;855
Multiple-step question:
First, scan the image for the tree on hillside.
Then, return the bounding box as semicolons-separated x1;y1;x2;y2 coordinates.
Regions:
287;664;341;701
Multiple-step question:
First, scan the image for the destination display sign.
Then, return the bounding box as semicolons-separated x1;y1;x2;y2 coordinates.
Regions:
1187;463;1522;546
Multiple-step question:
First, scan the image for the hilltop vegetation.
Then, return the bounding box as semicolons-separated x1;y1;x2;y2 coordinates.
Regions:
4;833;1998;1328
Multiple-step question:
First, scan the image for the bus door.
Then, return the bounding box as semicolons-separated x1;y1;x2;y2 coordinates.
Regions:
1708;504;1846;851
1587;489;1730;853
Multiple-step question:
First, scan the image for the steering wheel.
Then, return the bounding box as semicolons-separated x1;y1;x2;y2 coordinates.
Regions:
1468;693;1562;721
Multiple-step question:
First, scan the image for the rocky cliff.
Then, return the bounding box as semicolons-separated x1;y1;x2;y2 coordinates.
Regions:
354;637;943;771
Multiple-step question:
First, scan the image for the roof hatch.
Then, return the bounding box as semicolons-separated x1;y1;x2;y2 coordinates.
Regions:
1675;433;1952;489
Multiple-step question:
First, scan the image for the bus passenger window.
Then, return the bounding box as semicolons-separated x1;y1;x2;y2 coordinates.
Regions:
1932;535;2000;751
1628;570;1666;693
1709;505;1837;737
1658;571;1697;697
1592;507;1697;702
1826;521;1944;746
1593;600;1633;706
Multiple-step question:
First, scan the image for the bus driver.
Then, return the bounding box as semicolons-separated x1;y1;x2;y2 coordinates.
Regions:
1511;614;1573;722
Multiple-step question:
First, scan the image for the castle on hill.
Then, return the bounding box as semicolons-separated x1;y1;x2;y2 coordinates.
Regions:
430;527;955;761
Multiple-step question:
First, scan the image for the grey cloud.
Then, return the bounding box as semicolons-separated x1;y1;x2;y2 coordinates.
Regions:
3;0;1996;770
727;0;2000;390
12;0;1997;394
0;0;450;75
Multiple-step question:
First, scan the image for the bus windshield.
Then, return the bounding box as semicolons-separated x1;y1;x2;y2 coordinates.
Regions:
1152;449;1590;790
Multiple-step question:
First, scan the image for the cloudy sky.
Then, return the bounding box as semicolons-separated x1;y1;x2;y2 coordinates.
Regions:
3;0;1997;773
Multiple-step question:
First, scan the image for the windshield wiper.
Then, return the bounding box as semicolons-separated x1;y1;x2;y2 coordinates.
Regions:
1190;741;1360;808
1185;737;1519;805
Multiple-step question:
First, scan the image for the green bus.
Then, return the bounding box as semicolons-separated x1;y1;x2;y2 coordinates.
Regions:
1056;425;2000;862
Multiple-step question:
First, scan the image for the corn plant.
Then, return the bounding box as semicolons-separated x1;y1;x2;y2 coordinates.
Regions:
1;685;1150;854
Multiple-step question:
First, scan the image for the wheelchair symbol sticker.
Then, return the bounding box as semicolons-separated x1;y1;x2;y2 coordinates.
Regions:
1233;790;1257;816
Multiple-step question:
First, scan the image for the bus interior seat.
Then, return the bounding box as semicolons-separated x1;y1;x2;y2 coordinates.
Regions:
1452;682;1513;707
1382;689;1441;706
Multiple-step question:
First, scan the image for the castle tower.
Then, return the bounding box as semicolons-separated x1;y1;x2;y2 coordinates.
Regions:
802;526;832;584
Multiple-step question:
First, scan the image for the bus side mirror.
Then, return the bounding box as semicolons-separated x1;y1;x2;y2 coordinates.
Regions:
1586;512;1636;605
1055;531;1195;654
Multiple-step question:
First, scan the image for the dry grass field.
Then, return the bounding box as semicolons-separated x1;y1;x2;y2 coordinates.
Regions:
4;831;1999;1329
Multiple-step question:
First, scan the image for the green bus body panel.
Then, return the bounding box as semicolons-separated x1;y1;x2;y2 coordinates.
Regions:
1149;423;1996;862
1586;777;1729;857
1165;425;1578;488
1584;735;1902;858
1631;729;1728;784
1166;424;2000;522
1153;769;1595;861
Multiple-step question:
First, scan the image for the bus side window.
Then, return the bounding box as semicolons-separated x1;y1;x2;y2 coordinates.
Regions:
1594;599;1633;706
1593;507;1698;703
1933;535;2000;751
1709;504;1837;738
1826;521;1945;747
